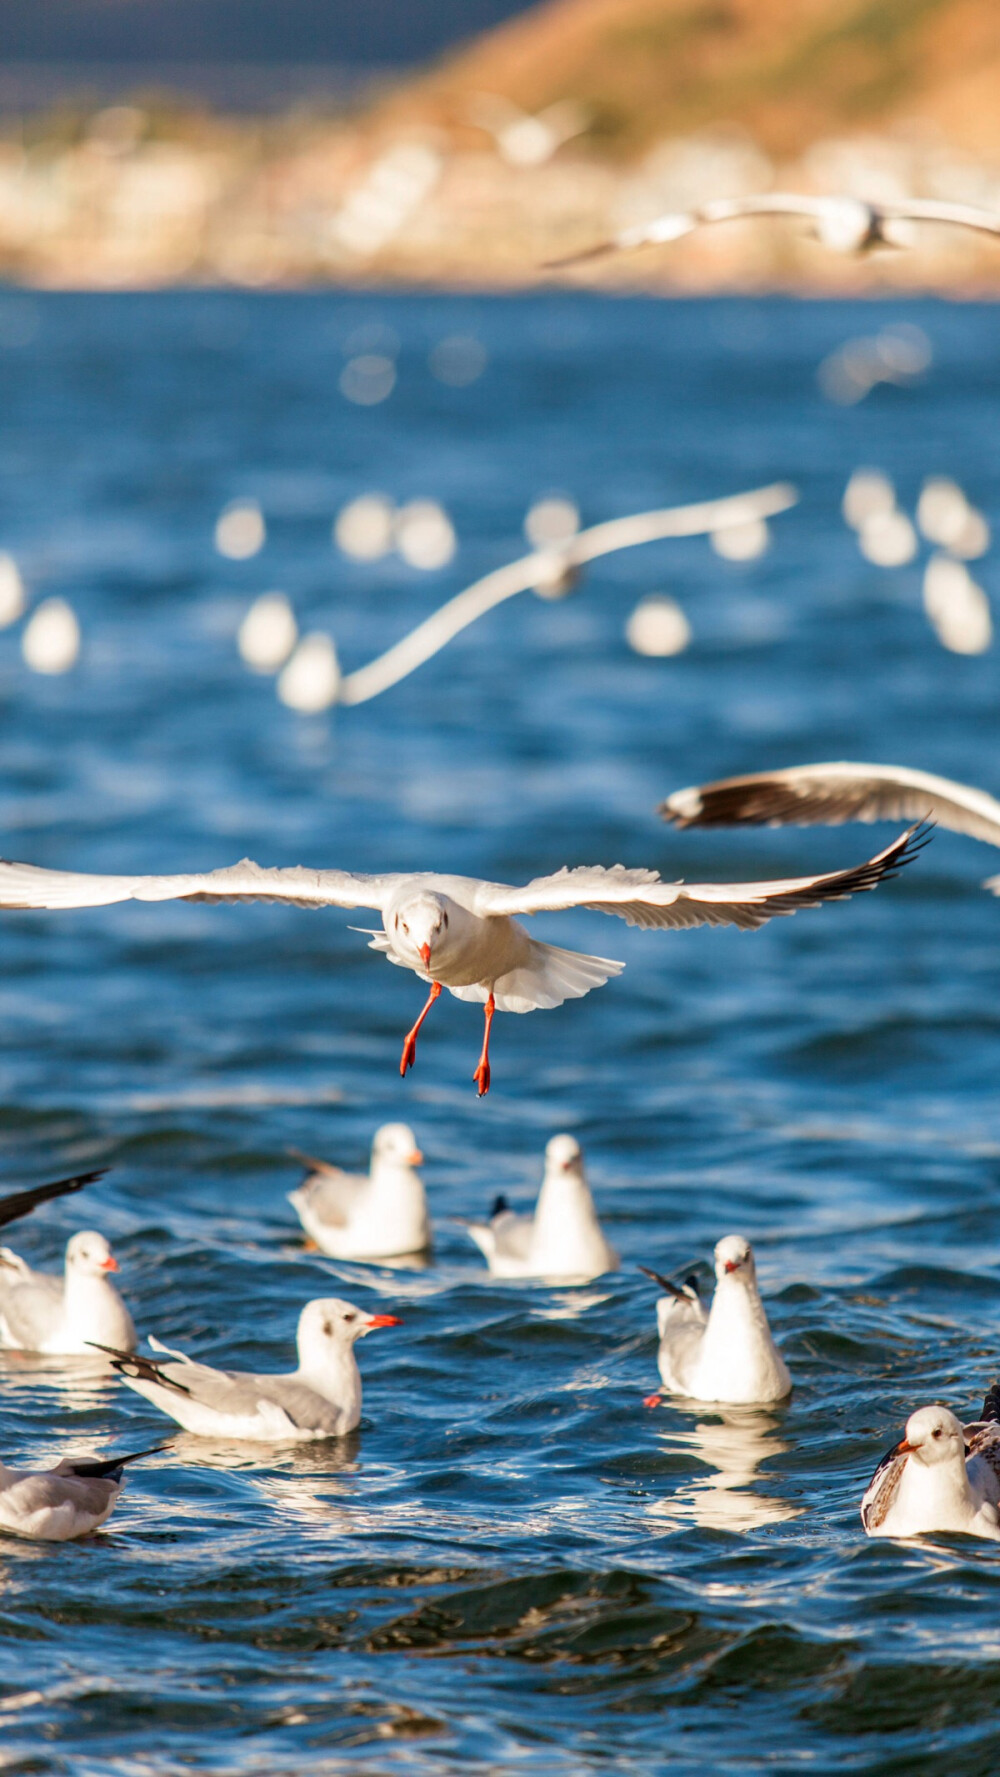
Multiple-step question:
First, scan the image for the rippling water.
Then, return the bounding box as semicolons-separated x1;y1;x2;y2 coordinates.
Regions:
0;292;998;1773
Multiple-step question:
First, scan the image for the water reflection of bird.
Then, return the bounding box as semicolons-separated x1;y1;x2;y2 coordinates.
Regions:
464;1134;618;1281
862;1389;1000;1541
548;193;1000;269
647;1406;798;1532
467;94;590;167
333;482;798;707
642;1236;791;1405
662;760;1000;891
0;826;924;1096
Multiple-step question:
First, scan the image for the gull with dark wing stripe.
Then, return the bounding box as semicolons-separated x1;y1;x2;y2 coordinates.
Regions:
93;1297;401;1442
861;1386;1000;1540
0;1441;164;1541
662;762;1000;890
642;1237;791;1407
0;826;927;1095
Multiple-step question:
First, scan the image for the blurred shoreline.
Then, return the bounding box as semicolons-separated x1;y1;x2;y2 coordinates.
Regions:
0;91;997;294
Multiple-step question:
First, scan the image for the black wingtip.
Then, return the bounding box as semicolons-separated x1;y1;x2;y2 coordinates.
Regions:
638;1264;691;1300
980;1381;1000;1424
67;1441;171;1479
0;1167;108;1231
87;1340;192;1397
490;1194;509;1219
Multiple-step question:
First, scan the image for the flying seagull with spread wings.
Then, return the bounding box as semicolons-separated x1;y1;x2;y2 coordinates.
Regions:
0;827;925;1095
662;761;1000;891
547;193;1000;269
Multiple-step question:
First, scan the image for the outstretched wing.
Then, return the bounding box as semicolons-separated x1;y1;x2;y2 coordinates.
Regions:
0;858;391;913
0;1169;105;1232
662;761;1000;847
475;827;926;930
884;199;1000;237
860;1438;909;1531
545;194;835;267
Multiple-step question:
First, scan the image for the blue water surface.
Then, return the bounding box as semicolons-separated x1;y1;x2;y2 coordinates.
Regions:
0;291;998;1774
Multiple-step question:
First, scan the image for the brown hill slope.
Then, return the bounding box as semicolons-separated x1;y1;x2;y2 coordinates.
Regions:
378;0;1000;161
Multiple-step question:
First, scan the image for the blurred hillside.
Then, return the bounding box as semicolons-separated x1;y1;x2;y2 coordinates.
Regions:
384;0;1000;161
0;0;997;291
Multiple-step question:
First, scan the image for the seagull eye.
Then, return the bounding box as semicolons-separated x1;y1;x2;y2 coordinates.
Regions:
342;1312;356;1324
932;1428;942;1440
402;920;409;935
441;912;448;928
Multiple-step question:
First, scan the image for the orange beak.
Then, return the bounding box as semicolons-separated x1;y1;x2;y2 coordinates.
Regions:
420;942;432;968
897;1439;914;1454
367;1313;402;1329
101;1255;119;1273
724;1260;739;1273
409;1150;424;1166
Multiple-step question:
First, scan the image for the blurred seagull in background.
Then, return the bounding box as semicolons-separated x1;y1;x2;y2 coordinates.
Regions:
334;482;798;707
0;1226;135;1356
861;1388;1000;1540
467;93;590;167
662;761;1000;891
547;193;1000;269
642;1235;791;1406
464;1133;618;1280
0;1442;164;1542
288;1123;430;1259
0;826;925;1097
95;1298;400;1442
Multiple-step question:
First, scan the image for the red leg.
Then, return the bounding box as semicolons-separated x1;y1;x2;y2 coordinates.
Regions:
399;981;442;1077
472;992;496;1097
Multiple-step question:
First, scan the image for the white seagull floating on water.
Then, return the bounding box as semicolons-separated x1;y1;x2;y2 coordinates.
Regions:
288;1122;430;1259
0;1442;163;1542
0;1226;135;1356
642;1236;792;1407
548;193;1000;269
662;760;1000;892
95;1297;400;1442
0;827;925;1095
861;1388;1000;1541
464;1133;618;1281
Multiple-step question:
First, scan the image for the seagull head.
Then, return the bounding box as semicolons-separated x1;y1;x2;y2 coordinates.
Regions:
900;1405;966;1468
298;1297;402;1364
714;1235;755;1283
390;893;457;973
372;1122;423;1169
545;1133;584;1175
66;1231;119;1277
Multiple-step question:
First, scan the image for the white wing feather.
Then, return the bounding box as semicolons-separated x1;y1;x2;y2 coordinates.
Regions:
0;858;391;912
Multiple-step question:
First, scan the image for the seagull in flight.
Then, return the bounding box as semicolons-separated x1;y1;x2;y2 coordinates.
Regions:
335;482;798;707
662;760;1000;891
547;193;1000;269
861;1388;1000;1540
0;827;925;1095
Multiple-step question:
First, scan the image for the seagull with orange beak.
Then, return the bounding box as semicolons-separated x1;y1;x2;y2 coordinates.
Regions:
642;1236;791;1407
95;1298;401;1441
0;1228;135;1356
288;1123;430;1259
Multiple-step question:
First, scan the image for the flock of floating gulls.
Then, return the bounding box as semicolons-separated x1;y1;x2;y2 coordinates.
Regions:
4;188;1000;1548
